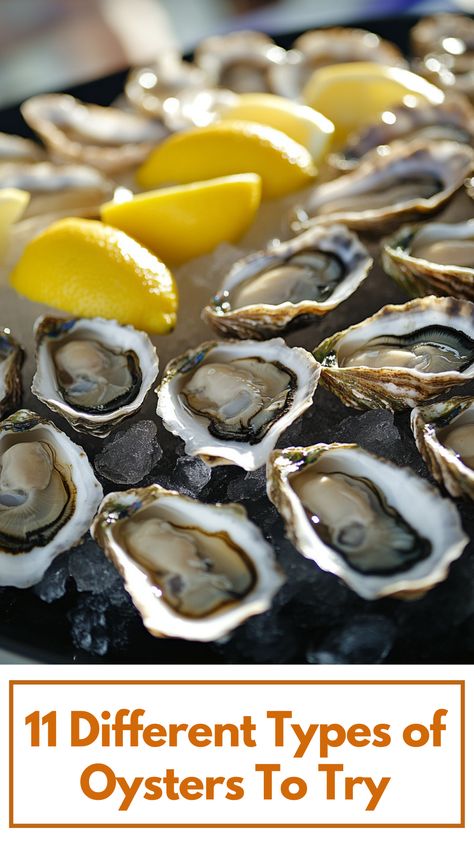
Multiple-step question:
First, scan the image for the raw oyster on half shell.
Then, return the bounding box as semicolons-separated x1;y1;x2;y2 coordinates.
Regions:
267;442;467;599
194;30;287;93
313;296;474;411
0;329;23;419
91;484;284;641
0;132;44;164
0;161;113;217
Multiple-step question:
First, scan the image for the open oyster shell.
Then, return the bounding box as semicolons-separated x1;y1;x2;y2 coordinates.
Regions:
0;132;44;164
411;396;474;501
125;53;209;121
0;410;102;588
203;224;373;340
411;14;474;101
21;94;167;174
156;337;320;470
194;30;287;93
91;484;285;641
313;296;474;411
267;442;467;600
382;218;474;300
291;140;474;234
0;329;23;420
0;161;113;218
32;316;159;437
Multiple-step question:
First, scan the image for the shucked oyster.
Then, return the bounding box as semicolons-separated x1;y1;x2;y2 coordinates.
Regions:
32;316;159;437
21;93;167;174
156;338;320;470
0;132;44;164
203;225;373;339
0;410;102;587
194;30;287;93
0;161;112;218
382;218;474;300
411;396;474;501
125;53;212;125
411;14;474;102
267;442;467;599
313;296;474;411
291;140;474;234
0;329;23;419
91;484;284;641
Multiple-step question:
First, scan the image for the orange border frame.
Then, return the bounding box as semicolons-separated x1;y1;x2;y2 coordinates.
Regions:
9;679;465;829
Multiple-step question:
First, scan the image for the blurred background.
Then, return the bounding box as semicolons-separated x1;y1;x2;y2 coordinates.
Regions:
0;0;473;108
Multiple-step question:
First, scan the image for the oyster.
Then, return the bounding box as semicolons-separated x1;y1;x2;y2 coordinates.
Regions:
382;218;474;300
411;397;474;501
91;484;284;641
194;30;287;93
271;28;406;99
156;337;320;470
313;296;474;411
0;132;44;163
292;140;474;234
203;224;373;339
411;14;474;101
125;53;212;125
21;93;167;174
0;161;113;218
0;410;102;588
267;442;467;599
0;329;23;419
331;98;474;171
32;316;159;437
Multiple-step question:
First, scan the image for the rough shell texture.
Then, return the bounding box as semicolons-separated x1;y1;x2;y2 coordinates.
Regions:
0;329;23;420
382;218;474;300
267;442;467;599
313;296;474;411
202;224;373;339
32;315;159;437
91;484;285;641
156;337;320;470
411;397;474;500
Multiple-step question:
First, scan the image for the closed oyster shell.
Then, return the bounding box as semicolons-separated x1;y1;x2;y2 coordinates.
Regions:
0;329;23;419
313;296;474;411
0;161;113;218
267;442;467;599
291;140;474;234
382;218;474;300
411;396;474;501
203;224;373;339
91;484;285;641
156;337;320;470
21;93;167;174
32;316;159;437
0;410;102;588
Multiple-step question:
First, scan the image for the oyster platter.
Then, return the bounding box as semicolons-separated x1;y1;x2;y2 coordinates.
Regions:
1;14;474;664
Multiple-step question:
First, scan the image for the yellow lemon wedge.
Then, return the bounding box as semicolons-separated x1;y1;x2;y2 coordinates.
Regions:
136;120;317;199
10;217;177;334
302;62;444;146
0;188;30;259
217;93;334;162
101;174;262;265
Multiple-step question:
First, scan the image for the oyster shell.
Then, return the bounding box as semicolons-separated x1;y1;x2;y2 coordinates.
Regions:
21;93;167;174
91;484;285;641
0;161;113;217
156;337;320;470
292;140;474;234
125;54;213;126
0;132;44;164
382;218;474;300
313;296;474;411
203;224;373;340
0;329;23;420
32;316;159;437
267;442;467;599
194;30;287;93
411;397;474;501
331;98;474;172
411;14;474;101
0;410;102;587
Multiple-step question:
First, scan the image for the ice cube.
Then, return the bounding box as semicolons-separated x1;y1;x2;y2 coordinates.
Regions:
94;420;162;485
307;614;397;664
33;555;69;603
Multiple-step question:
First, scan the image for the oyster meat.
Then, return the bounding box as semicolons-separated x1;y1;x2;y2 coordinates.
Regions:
314;296;474;410
195;30;287;93
291;140;474;234
91;485;284;641
156;337;320;470
203;224;373;339
0;410;102;588
383;218;474;300
0;329;23;419
411;396;474;501
0;161;113;218
32;316;159;437
267;442;467;599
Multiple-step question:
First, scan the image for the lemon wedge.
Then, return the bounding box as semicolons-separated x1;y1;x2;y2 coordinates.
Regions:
101;174;261;266
303;62;444;145
10;217;177;334
0;188;30;259
136;120;317;199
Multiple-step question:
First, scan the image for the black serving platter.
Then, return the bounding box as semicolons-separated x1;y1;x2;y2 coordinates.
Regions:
1;16;474;665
